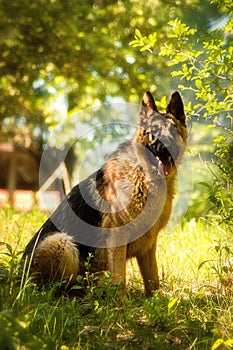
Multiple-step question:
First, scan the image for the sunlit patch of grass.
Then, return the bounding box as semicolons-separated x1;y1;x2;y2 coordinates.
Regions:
0;207;233;349
0;206;48;250
158;218;232;292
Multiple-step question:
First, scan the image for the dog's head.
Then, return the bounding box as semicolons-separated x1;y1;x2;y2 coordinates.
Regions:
135;91;188;177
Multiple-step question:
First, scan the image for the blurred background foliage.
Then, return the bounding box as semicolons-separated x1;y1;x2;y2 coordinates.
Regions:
0;0;221;144
0;0;232;223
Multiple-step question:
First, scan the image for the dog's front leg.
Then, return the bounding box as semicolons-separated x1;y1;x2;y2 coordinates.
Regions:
136;242;159;297
107;245;127;298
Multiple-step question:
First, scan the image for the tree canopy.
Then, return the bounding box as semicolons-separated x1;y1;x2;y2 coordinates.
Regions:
0;0;221;146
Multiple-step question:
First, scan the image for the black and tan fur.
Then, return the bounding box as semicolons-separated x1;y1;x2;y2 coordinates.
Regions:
22;91;188;296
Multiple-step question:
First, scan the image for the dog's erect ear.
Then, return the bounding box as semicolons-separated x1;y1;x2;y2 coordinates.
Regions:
141;91;158;112
142;91;158;112
166;91;186;124
137;91;158;141
139;91;158;126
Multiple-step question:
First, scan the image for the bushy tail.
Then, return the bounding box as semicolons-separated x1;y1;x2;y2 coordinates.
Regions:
29;232;79;287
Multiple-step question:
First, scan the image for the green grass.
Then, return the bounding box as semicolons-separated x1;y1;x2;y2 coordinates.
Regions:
0;206;233;349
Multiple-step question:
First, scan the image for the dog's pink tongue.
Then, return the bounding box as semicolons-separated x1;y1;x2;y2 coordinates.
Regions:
158;160;171;177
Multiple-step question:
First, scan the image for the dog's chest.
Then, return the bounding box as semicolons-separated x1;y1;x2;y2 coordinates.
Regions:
126;177;175;258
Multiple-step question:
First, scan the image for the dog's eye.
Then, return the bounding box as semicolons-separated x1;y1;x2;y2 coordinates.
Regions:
152;125;160;136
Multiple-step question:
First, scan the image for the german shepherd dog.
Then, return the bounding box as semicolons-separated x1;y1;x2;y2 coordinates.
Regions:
22;91;188;297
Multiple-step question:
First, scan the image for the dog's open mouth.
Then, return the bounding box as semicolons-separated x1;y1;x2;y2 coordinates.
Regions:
157;155;174;177
147;138;176;177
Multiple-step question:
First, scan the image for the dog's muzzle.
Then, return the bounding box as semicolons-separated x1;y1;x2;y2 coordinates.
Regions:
151;139;177;177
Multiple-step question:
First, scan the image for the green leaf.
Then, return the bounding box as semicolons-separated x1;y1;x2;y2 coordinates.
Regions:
70;284;83;290
171;71;182;77
135;28;142;39
199;182;211;189
198;260;212;270
168;297;179;312
129;39;142;47
211;339;224;350
225;339;233;347
195;80;203;89
5;244;13;255
182;64;188;73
